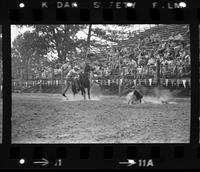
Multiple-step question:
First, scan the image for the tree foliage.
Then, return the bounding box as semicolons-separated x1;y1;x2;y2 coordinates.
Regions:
33;25;86;64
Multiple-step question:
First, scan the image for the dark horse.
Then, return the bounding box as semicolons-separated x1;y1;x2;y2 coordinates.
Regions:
71;64;94;100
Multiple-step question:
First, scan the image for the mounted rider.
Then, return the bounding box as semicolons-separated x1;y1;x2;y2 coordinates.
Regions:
62;65;80;97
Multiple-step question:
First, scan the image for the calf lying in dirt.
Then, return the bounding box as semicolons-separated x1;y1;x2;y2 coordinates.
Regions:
127;89;143;105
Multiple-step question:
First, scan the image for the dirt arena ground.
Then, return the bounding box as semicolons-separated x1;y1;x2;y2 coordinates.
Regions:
12;90;191;143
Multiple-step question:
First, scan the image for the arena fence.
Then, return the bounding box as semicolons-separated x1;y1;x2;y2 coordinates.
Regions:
12;77;191;93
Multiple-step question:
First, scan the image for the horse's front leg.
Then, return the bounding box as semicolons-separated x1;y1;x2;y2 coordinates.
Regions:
81;88;86;101
87;87;90;100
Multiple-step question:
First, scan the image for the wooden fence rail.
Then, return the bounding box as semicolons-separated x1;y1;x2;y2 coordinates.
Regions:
12;77;191;90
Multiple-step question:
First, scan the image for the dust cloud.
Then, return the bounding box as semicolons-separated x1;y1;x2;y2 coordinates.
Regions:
64;83;179;104
63;83;102;101
126;87;177;104
143;87;174;104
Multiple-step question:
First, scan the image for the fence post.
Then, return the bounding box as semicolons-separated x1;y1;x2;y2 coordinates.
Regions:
20;69;23;91
147;66;149;80
156;59;161;86
118;63;122;97
39;79;42;93
61;71;64;92
175;65;178;80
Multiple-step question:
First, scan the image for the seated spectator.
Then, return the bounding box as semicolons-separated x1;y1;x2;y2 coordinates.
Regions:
137;66;143;79
174;33;184;41
177;65;183;77
156;41;166;54
150;34;154;43
167;59;173;66
148;67;155;77
129;59;137;67
161;58;168;66
168;47;175;58
179;49;186;58
169;32;175;40
137;57;142;66
184;54;190;64
148;57;156;66
153;33;158;42
128;59;137;78
103;27;190;80
155;33;161;42
145;37;150;44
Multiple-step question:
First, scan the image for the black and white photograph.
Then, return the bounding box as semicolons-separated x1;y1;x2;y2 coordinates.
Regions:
11;24;191;143
0;26;2;143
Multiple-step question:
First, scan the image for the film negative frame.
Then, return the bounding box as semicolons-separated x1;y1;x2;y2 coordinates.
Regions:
0;0;199;169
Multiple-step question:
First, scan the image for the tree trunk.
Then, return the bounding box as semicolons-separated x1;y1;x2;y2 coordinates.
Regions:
118;57;122;97
51;67;55;80
85;24;92;60
39;70;42;93
26;59;29;82
52;28;65;92
26;58;31;84
38;61;42;93
61;70;64;91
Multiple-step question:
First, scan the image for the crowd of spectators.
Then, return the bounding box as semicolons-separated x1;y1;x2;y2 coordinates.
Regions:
93;30;191;80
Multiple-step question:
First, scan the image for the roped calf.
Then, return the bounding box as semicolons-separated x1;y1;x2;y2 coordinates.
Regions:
128;89;143;105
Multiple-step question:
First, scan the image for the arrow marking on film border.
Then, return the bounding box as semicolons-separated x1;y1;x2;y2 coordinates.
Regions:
33;158;49;166
119;159;137;166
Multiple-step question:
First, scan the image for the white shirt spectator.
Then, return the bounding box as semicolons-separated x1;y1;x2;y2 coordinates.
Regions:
148;58;156;66
129;59;137;68
179;50;186;58
161;59;168;65
185;55;190;64
169;35;175;40
174;33;184;41
137;66;143;74
145;55;149;59
167;60;173;65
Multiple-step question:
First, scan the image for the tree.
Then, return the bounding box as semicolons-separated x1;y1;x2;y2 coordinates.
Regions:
33;25;87;64
12;31;49;82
